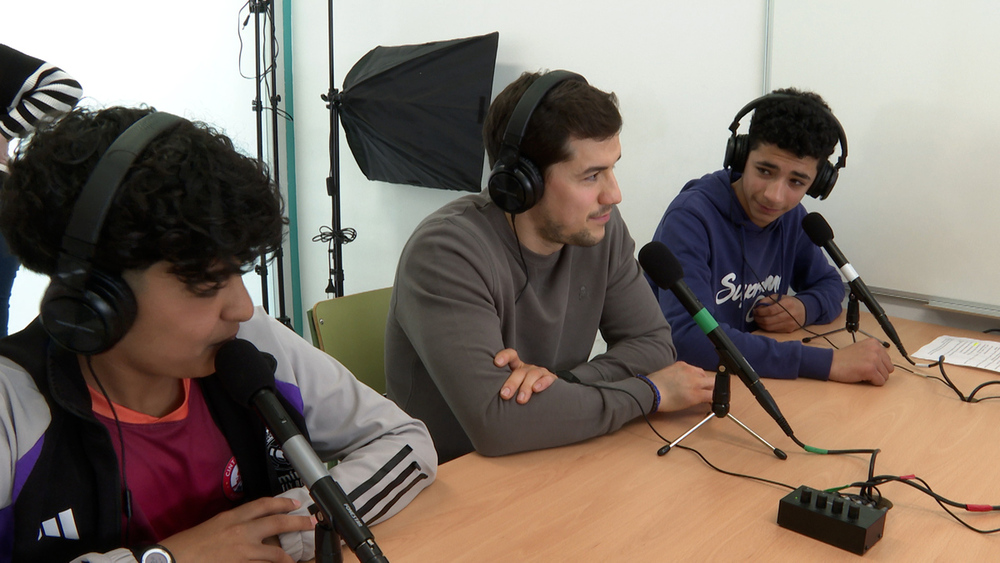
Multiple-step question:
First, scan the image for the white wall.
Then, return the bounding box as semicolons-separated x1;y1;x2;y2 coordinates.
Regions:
772;0;1000;316
5;2;996;339
289;1;767;325
288;0;999;335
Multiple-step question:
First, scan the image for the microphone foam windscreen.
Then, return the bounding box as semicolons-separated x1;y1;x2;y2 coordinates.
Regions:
638;241;685;290
802;212;834;247
214;338;278;407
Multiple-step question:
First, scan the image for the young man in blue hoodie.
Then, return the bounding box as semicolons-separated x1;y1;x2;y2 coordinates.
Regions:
648;88;893;384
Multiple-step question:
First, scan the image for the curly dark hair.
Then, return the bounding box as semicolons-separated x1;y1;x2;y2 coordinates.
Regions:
483;71;621;178
747;87;841;162
0;106;286;291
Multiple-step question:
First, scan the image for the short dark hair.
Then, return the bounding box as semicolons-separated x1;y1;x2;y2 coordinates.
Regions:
0;106;286;291
483;71;622;178
747;87;840;163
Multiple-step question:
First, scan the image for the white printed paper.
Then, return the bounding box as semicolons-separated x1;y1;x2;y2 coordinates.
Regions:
912;335;1000;373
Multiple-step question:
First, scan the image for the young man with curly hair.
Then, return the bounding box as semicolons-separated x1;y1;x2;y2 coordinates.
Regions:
0;106;436;563
648;88;893;385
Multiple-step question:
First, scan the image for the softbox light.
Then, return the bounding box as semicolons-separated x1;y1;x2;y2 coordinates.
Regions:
339;31;499;192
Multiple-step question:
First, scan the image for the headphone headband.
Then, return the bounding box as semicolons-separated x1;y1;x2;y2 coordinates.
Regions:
727;93;848;170
724;93;847;200
496;70;586;166
61;112;184;262
42;111;184;355
488;70;587;214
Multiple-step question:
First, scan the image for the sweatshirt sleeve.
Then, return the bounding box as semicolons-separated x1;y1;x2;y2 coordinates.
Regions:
0;46;83;141
651;207;833;380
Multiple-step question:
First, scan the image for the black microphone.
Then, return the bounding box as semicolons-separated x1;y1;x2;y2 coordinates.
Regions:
801;212;906;357
215;339;388;563
639;241;793;437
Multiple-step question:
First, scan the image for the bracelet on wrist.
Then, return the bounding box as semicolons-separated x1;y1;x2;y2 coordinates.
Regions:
635;374;660;414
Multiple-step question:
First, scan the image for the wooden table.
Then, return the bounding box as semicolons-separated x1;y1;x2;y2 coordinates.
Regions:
347;315;1000;561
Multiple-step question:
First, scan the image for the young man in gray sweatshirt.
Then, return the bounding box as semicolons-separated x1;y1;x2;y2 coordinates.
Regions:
386;70;712;463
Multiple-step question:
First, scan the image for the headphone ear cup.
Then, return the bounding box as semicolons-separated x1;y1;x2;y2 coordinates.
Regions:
40;268;137;355
488;156;544;214
724;134;750;173
807;162;838;200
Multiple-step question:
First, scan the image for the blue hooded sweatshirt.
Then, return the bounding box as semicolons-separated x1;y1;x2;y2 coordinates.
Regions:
647;169;844;379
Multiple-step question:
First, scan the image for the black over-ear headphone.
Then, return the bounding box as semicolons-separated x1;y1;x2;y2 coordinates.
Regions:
723;93;848;200
487;70;587;214
40;111;184;355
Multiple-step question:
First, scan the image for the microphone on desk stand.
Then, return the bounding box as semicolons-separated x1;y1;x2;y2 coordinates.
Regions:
801;289;884;344
215;339;390;563
639;241;790;459
800;212;937;368
640;242;887;464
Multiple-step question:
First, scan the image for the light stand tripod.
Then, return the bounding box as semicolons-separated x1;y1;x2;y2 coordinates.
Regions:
248;0;291;326
316;21;497;298
802;290;888;346
658;356;787;459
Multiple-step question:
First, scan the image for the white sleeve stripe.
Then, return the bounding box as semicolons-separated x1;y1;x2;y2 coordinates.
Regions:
1;111;39;135
26;91;79;110
12;88;80;116
6;64;54;108
32;81;83;102
2;88;81;138
3;63;82;138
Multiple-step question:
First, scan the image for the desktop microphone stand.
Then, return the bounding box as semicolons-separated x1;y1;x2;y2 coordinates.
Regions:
658;360;786;459
314;518;343;563
801;291;887;345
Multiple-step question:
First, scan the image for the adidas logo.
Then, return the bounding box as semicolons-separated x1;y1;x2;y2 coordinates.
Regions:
37;508;79;540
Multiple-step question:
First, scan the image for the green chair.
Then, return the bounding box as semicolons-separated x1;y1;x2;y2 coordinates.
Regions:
308;287;392;395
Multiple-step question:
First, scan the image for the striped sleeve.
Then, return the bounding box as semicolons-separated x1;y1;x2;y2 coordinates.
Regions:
1;63;83;140
347;443;431;524
238;309;437;561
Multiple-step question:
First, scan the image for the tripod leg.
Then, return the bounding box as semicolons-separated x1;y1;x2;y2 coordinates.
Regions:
804;291;860;344
802;326;848;343
726;413;787;460
858;329;890;348
657;412;715;456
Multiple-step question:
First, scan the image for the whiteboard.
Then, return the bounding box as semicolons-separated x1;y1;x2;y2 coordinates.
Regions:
771;1;1000;315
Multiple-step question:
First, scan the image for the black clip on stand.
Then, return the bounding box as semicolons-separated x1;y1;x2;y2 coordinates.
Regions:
802;291;889;347
658;359;787;459
309;479;388;563
314;508;343;563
